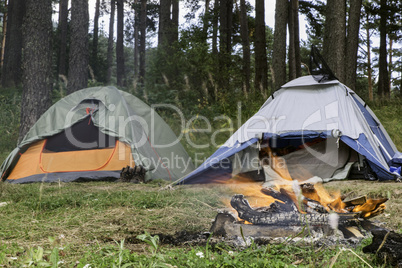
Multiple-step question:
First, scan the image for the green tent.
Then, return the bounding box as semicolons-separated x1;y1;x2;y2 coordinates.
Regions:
1;86;194;183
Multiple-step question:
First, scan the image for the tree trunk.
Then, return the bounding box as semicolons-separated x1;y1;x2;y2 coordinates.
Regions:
203;0;211;42
19;0;53;140
1;0;25;88
67;0;89;94
158;0;171;48
116;0;125;87
58;0;68;76
288;0;301;81
366;15;373;101
106;0;115;84
293;0;301;78
323;0;346;82
345;0;362;90
377;0;389;98
254;0;268;95
288;0;295;81
219;0;233;92
171;0;179;44
240;0;250;93
91;0;101;80
272;0;288;90
0;1;7;69
212;0;219;55
139;0;147;82
133;0;139;79
388;38;392;94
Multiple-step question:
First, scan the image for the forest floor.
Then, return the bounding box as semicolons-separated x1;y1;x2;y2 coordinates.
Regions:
0;180;401;267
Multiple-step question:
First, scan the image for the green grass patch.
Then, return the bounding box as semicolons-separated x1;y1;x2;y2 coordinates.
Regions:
0;181;401;267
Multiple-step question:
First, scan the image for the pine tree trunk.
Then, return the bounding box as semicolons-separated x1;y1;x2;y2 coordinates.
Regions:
323;0;346;82
171;0;179;44
345;0;362;90
158;0;171;48
19;0;52;140
139;0;146;82
366;17;373;101
388;38;392;94
288;0;296;81
219;0;233;92
116;0;125;87
91;0;101;80
288;0;301;78
58;0;68;76
67;0;89;94
212;0;219;55
293;0;301;78
106;0;115;84
0;1;7;69
1;0;25;88
377;0;389;98
255;0;268;95
203;0;210;42
240;0;250;93
133;0;139;79
272;0;288;90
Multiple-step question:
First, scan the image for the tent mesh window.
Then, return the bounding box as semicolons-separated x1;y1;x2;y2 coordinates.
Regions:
44;116;116;152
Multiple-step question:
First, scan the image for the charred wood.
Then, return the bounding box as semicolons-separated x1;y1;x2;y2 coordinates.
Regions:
363;230;402;267
231;194;357;227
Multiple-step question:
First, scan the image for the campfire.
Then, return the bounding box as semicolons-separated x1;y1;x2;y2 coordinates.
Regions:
211;180;388;240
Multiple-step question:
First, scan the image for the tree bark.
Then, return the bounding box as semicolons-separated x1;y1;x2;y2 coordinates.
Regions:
158;0;171;48
1;0;25;87
388;38;392;94
58;0;68;76
133;0;139;79
366;14;373;101
254;0;268;95
203;0;211;42
377;0;389;98
19;0;53;140
91;0;101;80
288;0;295;81
323;0;346;83
288;0;301;81
116;0;125;87
218;0;233;92
345;0;362;90
67;0;89;94
0;1;7;69
240;0;250;93
106;0;115;84
171;0;179;44
212;0;219;55
272;0;288;90
139;0;147;82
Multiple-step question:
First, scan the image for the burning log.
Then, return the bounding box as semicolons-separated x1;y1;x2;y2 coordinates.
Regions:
230;194;357;227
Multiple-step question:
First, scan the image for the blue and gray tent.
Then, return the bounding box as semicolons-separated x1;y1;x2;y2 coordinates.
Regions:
177;76;402;184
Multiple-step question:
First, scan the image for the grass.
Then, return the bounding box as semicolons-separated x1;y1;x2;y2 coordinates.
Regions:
0;180;401;267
